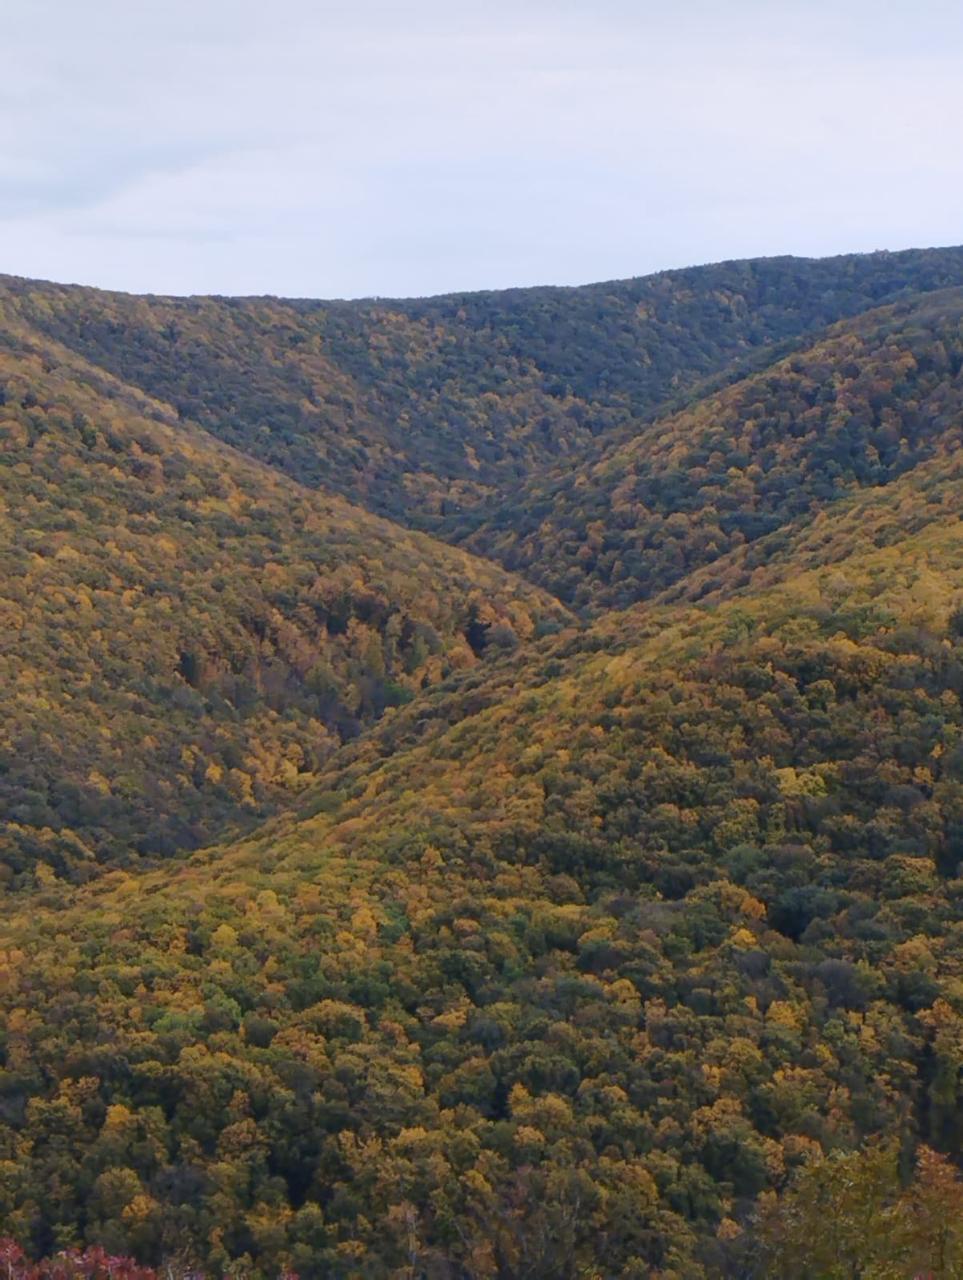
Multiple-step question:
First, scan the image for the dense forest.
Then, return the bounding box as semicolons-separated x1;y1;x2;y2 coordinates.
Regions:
6;247;963;531
2;249;963;1276
463;291;963;610
0;316;565;873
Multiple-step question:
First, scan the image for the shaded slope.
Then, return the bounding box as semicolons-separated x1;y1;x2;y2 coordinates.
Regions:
6;247;963;533
463;288;963;610
0;318;567;874
2;442;962;1275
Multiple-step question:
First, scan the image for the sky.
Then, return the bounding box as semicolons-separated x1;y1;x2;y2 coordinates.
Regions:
3;0;963;299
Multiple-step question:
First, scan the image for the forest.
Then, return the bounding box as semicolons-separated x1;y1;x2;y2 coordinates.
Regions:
1;250;963;1276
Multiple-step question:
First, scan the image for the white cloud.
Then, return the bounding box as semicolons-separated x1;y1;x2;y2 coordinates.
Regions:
2;0;962;296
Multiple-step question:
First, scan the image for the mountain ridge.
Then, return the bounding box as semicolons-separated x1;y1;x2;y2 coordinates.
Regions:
2;246;963;1275
7;245;963;541
463;286;963;609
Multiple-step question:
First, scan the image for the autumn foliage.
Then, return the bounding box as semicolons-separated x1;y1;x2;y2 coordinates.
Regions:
1;254;963;1275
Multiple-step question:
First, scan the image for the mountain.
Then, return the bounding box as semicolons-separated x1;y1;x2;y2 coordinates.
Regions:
0;309;566;875
3;430;963;1276
462;288;963;610
1;249;963;1277
6;247;963;534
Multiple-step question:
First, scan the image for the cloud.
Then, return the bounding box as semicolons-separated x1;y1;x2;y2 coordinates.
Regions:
2;0;962;296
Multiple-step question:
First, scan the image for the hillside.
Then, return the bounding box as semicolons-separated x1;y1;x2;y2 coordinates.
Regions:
462;288;963;610
1;425;962;1274
2;250;963;1277
0;313;566;875
6;248;963;534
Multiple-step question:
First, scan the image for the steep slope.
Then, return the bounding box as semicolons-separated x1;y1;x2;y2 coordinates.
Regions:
0;317;567;875
2;435;962;1275
6;247;963;532
463;288;963;610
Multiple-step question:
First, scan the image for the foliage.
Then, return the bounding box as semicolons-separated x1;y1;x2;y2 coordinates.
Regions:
7;249;963;532
465;291;963;610
0;318;565;872
2;251;963;1275
751;1143;963;1278
0;1239;176;1279
1;440;962;1273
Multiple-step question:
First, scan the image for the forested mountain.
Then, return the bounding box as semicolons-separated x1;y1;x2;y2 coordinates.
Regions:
0;313;566;874
6;246;963;532
2;248;963;1277
463;289;963;610
5;428;963;1276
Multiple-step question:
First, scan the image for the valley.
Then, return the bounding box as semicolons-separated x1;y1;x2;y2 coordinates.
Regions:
1;250;963;1276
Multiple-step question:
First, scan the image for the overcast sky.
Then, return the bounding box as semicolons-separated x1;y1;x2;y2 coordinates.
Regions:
4;0;962;298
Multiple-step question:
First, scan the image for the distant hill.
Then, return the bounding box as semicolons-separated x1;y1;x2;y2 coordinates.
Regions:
462;287;963;609
6;247;963;533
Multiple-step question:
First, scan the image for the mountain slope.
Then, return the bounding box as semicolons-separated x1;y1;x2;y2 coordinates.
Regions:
6;247;963;533
2;431;962;1275
461;288;963;610
4;254;963;1276
0;316;567;875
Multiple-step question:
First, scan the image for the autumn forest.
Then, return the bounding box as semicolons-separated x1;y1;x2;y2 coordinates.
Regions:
3;248;963;1277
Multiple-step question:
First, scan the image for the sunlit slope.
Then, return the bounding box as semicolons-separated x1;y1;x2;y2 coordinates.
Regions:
0;320;568;874
4;444;962;1275
464;288;963;610
6;247;963;532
